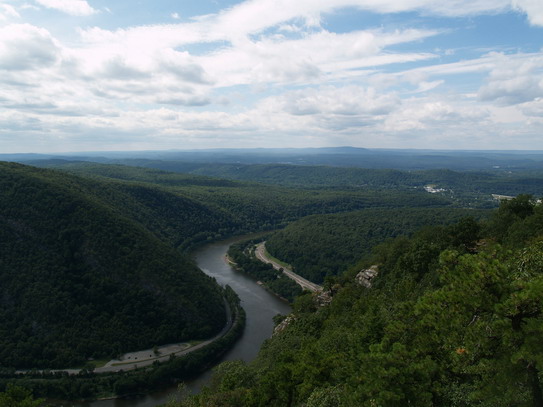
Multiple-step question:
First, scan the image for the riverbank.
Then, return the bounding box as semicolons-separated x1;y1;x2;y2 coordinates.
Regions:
226;238;303;302
2;235;290;407
226;253;291;303
1;287;244;402
254;242;323;292
16;298;232;377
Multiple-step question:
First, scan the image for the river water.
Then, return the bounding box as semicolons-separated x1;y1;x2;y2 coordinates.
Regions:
78;235;291;407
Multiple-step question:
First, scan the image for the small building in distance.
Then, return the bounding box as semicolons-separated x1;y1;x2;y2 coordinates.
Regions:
492;194;514;201
424;185;446;194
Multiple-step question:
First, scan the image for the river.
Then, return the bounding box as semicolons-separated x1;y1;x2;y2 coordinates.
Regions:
76;235;291;407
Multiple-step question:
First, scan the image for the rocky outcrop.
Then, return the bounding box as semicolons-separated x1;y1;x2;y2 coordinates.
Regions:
273;315;296;336
315;290;333;307
356;265;379;288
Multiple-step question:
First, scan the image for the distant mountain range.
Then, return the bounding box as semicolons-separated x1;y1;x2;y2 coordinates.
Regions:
3;146;543;171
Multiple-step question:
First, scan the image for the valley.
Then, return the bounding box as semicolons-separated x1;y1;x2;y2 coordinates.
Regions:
1;149;543;406
2;1;542;405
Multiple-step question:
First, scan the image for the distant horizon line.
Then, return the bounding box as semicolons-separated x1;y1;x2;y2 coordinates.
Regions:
2;146;543;156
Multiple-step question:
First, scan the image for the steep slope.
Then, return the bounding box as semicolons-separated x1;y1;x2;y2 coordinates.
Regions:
22;162;243;250
0;162;226;369
31;161;456;228
180;196;543;407
266;207;490;283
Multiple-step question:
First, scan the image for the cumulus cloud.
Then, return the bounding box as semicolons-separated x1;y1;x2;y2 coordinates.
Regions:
520;98;543;117
479;76;542;105
100;57;150;80
512;0;543;26
156;95;211;107
413;80;444;93
386;50;543;106
73;19;438;90
34;0;97;16
383;98;489;132
0;24;60;71
159;49;213;84
1;0;542;152
165;0;537;42
266;86;400;117
478;52;543;105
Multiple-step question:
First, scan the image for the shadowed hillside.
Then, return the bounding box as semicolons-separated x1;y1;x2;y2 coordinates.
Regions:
0;162;226;369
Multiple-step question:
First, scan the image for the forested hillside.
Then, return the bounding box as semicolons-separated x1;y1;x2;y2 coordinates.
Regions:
32;161;456;237
266;207;490;283
0;162;226;369
56;159;543;207
177;195;543;407
5;159;540;404
0;160;458;370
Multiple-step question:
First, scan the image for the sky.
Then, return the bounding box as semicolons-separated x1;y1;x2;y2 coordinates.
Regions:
0;0;542;153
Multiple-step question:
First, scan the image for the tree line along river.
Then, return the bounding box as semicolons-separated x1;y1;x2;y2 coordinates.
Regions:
70;235;292;407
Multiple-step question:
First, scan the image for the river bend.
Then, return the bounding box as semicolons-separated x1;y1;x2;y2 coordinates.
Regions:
77;235;291;407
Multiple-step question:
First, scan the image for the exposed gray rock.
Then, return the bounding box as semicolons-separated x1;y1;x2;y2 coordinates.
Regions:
273;315;296;336
356;265;379;288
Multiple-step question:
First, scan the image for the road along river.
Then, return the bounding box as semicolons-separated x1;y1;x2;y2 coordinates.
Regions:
76;235;291;407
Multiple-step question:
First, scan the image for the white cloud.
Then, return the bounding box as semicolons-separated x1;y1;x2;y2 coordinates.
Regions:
383;50;543;105
512;0;543;26
0;4;20;20
0;24;60;71
412;80;445;93
75;0;509;50
263;86;400;117
158;49;213;84
196;28;438;87
478;52;543;105
520;98;543;117
197;0;508;41
1;0;542;152
35;0;97;16
479;75;543;105
70;21;439;93
383;97;490;132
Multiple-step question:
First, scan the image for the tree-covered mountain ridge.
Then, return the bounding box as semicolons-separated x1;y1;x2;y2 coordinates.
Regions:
176;195;543;407
97;160;543;197
0;159;457;371
28;161;457;234
0;162;227;369
265;207;491;284
36;159;543;209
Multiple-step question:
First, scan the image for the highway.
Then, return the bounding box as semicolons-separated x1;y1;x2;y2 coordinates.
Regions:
18;299;233;375
254;242;322;293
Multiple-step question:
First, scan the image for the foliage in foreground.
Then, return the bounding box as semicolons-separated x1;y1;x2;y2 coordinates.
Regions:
173;195;543;407
0;385;44;407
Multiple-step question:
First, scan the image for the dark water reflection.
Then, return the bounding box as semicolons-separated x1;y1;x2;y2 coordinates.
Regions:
68;236;291;407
